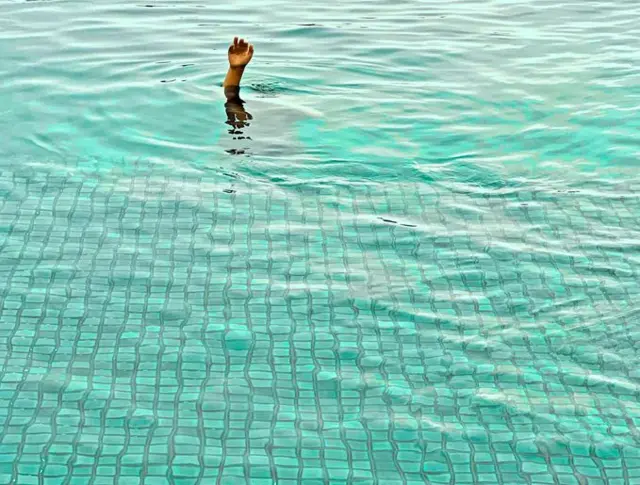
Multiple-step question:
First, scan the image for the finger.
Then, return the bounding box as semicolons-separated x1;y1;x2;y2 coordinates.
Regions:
239;38;246;47
249;44;254;55
233;36;239;47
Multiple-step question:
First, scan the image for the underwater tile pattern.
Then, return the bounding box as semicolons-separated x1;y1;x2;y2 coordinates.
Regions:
2;165;640;485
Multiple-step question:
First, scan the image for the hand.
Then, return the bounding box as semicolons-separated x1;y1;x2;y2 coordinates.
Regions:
228;37;254;69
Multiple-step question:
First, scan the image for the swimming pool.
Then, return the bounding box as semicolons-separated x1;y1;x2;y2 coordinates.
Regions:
2;1;640;484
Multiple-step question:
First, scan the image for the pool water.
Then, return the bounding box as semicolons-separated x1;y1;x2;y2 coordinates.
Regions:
2;1;640;484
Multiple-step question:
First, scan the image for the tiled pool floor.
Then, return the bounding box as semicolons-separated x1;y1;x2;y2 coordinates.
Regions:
1;164;640;484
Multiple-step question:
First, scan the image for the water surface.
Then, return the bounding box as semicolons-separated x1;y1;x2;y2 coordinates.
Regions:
1;1;640;484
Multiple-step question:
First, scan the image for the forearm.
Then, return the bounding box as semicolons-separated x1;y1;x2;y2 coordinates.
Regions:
223;66;245;100
224;37;254;100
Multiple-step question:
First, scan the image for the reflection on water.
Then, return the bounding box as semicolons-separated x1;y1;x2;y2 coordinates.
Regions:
224;97;252;156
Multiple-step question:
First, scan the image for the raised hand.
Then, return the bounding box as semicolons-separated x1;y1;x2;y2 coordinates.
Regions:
228;37;254;69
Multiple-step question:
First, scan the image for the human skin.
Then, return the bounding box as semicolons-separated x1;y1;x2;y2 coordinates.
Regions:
223;37;254;101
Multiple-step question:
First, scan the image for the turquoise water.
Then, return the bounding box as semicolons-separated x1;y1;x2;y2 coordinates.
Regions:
2;1;640;484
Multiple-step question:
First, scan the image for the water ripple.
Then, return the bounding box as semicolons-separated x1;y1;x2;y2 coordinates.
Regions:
3;1;640;483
